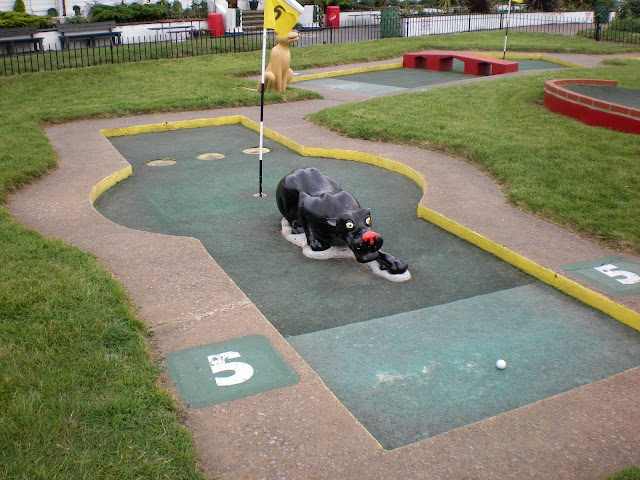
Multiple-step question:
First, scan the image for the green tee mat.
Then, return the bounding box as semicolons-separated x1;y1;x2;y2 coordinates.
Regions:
96;124;640;449
165;335;300;408
562;256;640;297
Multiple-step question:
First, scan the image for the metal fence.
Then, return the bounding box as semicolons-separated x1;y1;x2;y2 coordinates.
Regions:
1;13;636;77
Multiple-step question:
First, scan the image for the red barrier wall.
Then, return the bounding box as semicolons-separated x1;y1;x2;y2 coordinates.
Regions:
543;78;640;135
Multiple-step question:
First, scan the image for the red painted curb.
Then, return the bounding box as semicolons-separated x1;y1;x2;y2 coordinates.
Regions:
543;79;640;134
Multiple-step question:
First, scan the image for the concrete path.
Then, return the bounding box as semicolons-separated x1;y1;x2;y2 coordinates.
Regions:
8;52;640;479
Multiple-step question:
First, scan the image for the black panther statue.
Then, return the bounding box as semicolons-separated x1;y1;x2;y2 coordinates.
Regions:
276;167;408;275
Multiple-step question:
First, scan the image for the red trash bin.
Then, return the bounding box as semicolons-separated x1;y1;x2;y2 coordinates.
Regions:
325;6;339;28
207;13;224;36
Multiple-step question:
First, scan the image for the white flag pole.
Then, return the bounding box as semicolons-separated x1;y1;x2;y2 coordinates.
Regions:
256;26;268;198
502;0;513;60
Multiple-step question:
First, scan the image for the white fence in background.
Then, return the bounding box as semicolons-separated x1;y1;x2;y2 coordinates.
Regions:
11;10;597;52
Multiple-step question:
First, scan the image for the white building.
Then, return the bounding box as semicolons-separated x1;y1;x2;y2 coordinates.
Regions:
0;0;185;17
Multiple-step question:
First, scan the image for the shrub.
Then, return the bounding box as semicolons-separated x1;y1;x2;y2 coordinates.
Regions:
88;2;173;23
170;0;183;18
13;0;26;12
182;0;208;18
66;14;88;23
0;11;52;28
566;0;596;11
526;0;562;11
314;0;359;11
618;0;640;18
47;7;59;16
465;0;493;13
609;15;640;30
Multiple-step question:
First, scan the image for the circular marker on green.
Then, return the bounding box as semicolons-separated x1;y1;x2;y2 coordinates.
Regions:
146;158;176;166
243;147;270;155
197;152;226;160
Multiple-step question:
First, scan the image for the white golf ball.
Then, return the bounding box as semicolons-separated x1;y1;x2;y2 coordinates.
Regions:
496;359;507;370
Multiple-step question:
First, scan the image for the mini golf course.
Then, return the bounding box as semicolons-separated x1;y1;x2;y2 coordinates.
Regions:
95;122;640;450
290;57;567;96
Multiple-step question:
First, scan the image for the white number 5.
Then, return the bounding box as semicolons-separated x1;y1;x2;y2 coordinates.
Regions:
207;351;255;387
594;264;640;285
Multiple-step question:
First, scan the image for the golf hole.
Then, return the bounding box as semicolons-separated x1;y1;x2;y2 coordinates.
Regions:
146;158;177;166
197;153;226;160
243;147;270;155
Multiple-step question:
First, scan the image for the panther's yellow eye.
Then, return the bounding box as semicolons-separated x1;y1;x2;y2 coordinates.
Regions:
365;217;371;226
346;221;355;230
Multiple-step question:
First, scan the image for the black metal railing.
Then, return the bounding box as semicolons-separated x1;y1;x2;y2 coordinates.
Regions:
1;13;636;77
1;31;271;76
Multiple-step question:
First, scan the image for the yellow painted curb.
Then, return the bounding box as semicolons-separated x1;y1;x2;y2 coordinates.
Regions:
290;62;403;83
481;53;583;68
97;114;640;332
417;204;640;332
101;115;243;138
238;116;428;192
90;165;132;205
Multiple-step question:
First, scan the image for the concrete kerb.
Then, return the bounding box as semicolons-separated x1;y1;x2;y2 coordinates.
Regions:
7;52;640;479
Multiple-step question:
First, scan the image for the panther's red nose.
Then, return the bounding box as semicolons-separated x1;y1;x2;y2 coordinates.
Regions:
362;231;378;245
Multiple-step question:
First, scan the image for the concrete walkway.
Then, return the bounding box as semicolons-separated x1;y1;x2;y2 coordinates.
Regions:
8;52;640;479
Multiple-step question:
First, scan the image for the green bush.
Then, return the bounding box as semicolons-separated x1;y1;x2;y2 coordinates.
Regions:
609;16;640;31
526;0;562;11
66;14;88;23
170;0;183;18
565;0;595;11
182;0;208;18
618;0;640;18
13;0;26;13
47;7;58;16
465;0;492;13
0;11;52;28
88;2;175;23
314;0;358;11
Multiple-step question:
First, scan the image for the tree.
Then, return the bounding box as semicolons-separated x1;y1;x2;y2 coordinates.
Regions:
465;0;493;13
525;0;561;11
619;0;640;18
13;0;26;13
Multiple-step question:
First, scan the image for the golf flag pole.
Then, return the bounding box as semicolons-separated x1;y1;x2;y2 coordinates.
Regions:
502;0;512;60
502;0;522;60
258;26;267;197
256;0;304;197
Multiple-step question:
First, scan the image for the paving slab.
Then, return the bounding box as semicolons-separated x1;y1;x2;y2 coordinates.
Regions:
7;52;640;479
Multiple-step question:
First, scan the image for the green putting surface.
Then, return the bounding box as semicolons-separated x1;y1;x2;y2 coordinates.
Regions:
98;125;534;337
293;59;566;94
563;84;640;109
96;123;640;449
289;282;640;449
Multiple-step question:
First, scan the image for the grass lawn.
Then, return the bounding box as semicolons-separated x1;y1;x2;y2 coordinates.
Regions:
1;29;639;478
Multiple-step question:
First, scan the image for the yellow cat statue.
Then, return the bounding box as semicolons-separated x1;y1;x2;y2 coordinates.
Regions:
258;31;299;93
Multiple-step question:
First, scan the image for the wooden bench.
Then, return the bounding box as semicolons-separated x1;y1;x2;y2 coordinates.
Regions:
0;27;43;55
148;24;199;39
403;52;519;76
57;21;122;49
